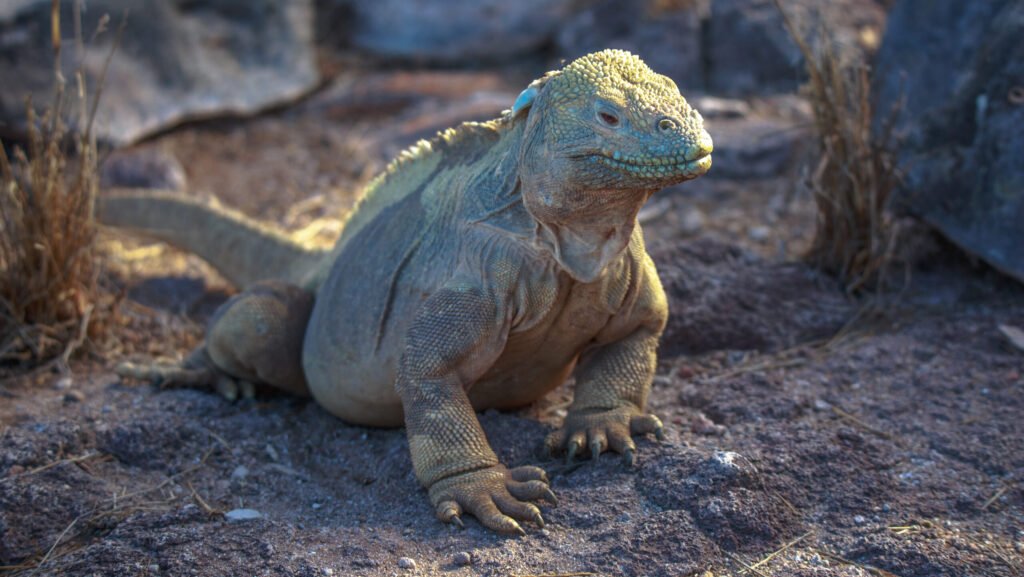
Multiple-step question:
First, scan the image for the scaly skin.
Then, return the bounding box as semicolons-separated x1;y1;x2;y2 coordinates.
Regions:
102;50;713;534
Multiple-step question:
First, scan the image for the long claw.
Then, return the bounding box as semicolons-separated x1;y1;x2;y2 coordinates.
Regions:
566;440;580;464
590;441;601;462
438;501;463;528
655;426;665;441
215;376;238;401
493;517;525;536
530;510;545;529
623;448;636;467
511;466;549;484
239;380;256;400
542;488;558;506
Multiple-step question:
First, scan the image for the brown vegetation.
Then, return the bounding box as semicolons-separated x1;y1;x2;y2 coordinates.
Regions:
0;2;116;372
774;0;903;294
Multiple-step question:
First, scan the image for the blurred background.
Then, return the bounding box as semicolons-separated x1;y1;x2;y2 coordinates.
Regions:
2;0;1019;286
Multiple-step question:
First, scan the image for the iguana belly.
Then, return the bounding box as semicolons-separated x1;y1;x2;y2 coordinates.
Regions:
304;229;619;428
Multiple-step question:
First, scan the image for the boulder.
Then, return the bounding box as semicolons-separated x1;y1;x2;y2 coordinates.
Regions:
344;0;578;64
556;0;706;92
703;115;806;179
707;0;885;95
0;0;317;146
874;0;1024;283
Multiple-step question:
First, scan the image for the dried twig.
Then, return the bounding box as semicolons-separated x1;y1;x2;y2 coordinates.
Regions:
186;480;220;515
981;483;1011;511
36;515;79;572
812;547;900;577
7;447;216;574
831;406;897;442
739;531;814;575
725;552;771;577
0;451;104;484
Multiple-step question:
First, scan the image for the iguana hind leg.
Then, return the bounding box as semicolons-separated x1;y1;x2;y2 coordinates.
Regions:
117;281;314;399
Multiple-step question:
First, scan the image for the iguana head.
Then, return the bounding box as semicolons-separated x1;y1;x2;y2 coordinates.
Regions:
510;49;713;281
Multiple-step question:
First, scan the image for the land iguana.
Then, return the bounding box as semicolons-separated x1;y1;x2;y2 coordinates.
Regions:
101;50;713;534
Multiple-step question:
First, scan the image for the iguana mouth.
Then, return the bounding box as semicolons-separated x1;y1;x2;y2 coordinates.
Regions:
591;152;712;179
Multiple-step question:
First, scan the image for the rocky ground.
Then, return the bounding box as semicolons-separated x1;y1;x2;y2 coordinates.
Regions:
2;68;1023;577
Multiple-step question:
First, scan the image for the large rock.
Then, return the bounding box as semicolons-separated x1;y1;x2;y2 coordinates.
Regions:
556;0;706;92
875;0;1024;283
344;0;577;64
707;0;885;95
0;0;317;146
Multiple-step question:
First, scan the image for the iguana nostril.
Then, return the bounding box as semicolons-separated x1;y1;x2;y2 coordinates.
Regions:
658;118;677;132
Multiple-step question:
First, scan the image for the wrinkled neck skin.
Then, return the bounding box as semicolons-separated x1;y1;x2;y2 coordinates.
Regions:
515;111;656;284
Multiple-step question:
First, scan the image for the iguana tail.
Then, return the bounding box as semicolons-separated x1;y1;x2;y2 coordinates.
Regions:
98;190;329;289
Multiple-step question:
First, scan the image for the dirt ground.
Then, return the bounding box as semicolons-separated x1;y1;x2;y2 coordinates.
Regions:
1;74;1022;576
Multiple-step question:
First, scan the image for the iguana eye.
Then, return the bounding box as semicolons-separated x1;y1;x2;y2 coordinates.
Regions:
598;111;620;127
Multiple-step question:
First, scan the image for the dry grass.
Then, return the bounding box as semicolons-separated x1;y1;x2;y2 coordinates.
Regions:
774;0;903;294
0;1;118;371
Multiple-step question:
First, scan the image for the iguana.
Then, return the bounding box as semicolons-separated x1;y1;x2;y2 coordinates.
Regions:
101;50;713;534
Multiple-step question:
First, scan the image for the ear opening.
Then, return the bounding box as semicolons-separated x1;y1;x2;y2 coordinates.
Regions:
508;71;560;119
511;86;539;117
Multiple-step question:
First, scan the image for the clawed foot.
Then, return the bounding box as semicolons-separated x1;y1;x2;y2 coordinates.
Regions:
429;465;557;535
115;358;256;401
545;406;664;466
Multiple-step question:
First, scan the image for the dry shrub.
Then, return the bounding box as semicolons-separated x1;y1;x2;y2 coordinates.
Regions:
0;2;118;371
774;1;903;294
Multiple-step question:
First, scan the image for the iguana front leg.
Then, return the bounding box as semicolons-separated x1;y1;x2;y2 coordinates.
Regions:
397;284;556;534
545;328;665;464
546;269;668;465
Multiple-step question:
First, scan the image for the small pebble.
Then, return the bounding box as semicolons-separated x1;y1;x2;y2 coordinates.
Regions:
225;508;262;523
63;390;85;404
54;377;73;390
692;413;726;436
679;207;706;236
453;551;473;566
397;557;416;570
651;374;673;387
265;444;279;461
148;564;160;573
854;514;866;524
323;569;333;576
748;225;771;242
230;465;249;481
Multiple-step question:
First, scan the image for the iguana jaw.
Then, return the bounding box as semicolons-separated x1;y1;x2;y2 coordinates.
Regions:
589;152;712;181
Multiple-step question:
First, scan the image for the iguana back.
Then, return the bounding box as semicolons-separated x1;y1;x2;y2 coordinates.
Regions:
99;122;503;291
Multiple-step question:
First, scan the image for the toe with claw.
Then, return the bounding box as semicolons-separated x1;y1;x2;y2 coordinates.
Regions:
428;464;555;534
546;406;664;466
